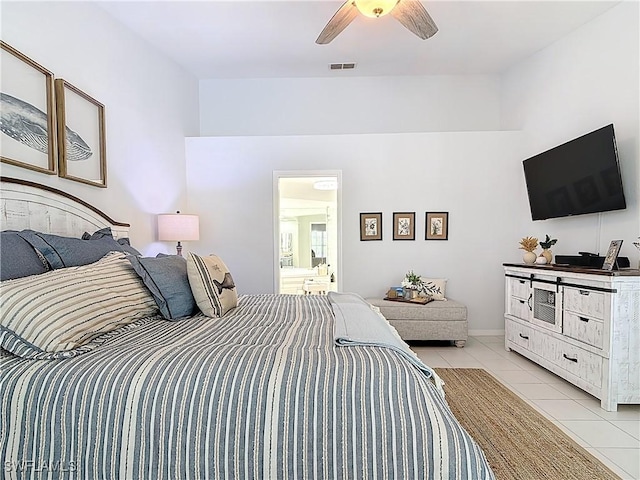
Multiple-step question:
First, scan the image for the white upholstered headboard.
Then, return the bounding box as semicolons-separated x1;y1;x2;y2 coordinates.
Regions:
0;177;130;239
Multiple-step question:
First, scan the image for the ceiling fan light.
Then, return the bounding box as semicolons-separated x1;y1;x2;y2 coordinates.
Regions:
355;0;399;18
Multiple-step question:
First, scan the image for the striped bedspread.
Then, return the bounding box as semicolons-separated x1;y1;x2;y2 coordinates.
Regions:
1;294;494;479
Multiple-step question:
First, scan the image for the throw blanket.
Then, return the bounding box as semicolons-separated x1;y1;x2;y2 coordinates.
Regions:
329;292;445;395
1;294;493;480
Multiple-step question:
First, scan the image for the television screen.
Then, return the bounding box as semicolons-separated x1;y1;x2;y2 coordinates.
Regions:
523;124;626;221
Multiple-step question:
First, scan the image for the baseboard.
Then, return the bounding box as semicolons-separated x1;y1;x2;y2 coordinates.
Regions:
468;329;505;337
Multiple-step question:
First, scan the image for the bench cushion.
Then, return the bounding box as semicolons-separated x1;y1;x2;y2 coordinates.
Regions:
366;298;467;322
365;297;468;344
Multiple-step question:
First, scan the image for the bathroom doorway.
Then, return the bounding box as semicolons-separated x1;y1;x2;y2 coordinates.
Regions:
273;171;341;295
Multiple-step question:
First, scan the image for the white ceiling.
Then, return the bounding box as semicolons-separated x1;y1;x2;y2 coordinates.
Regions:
98;0;620;79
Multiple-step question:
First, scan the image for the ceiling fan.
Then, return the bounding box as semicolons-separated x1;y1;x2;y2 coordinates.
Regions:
316;0;438;45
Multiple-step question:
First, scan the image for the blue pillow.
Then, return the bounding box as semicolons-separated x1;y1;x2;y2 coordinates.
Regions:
115;238;141;256
82;228;141;256
82;227;113;240
17;230;128;269
127;254;197;320
0;231;49;280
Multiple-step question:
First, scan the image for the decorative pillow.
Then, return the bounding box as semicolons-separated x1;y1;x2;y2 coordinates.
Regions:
418;278;447;301
187;253;238;317
128;254;197;320
116;238;141;256
82;227;113;240
83;228;141;256
0;231;50;280
0;252;159;359
17;230;129;269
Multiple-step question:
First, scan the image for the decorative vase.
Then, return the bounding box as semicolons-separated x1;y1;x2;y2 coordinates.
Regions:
403;288;418;299
541;249;553;264
523;251;537;264
535;255;548;264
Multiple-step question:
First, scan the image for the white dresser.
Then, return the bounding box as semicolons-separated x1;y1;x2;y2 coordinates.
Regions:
503;263;640;411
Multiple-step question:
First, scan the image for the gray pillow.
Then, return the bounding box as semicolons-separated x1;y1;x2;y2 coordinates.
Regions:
17;230;128;269
127;254;197;320
0;231;49;280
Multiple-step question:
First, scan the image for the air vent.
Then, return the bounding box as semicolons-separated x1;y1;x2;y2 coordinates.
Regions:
329;62;357;70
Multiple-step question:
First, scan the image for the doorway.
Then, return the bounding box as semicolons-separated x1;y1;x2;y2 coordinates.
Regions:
273;171;341;295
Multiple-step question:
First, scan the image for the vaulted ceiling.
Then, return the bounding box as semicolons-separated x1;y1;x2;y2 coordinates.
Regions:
98;1;619;79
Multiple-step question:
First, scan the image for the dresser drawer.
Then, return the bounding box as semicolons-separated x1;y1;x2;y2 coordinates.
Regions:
563;312;604;349
554;342;603;388
506;319;533;350
508;277;530;299
508;296;531;321
563;287;605;320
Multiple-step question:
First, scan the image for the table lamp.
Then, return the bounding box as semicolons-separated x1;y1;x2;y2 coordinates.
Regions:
157;211;200;256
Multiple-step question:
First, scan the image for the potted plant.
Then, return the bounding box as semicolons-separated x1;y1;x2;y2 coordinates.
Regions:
539;235;557;264
519;236;538;264
401;270;423;298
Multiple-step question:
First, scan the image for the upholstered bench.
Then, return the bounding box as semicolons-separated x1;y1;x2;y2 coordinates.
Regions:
365;298;468;347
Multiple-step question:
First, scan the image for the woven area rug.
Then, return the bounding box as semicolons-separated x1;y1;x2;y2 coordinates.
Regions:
434;368;620;480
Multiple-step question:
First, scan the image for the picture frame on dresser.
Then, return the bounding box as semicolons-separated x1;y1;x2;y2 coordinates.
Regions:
0;41;57;175
55;78;107;188
602;239;623;270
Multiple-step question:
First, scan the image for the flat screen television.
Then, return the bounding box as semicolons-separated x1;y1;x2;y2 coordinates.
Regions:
523;124;626;221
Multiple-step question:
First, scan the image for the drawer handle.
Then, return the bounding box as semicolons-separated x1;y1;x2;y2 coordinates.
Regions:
578;316;589;323
579;290;590;296
563;353;578;363
519;333;529;340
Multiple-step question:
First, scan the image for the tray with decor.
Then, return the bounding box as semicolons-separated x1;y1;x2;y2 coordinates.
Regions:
383;296;434;305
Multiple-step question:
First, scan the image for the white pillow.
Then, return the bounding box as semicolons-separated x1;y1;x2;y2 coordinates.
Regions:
0;252;159;359
187;253;238;317
418;277;447;301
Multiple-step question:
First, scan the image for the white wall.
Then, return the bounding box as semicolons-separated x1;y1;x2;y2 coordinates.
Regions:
501;1;640;266
199;75;501;136
190;1;639;333
186;131;524;333
0;2;199;253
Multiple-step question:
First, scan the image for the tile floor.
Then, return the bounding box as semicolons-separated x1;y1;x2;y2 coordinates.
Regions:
410;335;640;480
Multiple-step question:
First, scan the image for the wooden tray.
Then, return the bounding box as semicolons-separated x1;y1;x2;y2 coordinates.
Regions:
383;296;433;305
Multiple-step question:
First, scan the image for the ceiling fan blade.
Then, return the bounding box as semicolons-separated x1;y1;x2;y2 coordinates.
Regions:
316;1;359;44
390;0;438;40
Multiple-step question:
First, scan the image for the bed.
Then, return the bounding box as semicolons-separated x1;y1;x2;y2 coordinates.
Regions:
0;177;494;479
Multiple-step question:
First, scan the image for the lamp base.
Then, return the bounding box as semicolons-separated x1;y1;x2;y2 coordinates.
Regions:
176;241;183;257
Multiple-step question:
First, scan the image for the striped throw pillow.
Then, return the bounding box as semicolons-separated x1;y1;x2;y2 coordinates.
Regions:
187;253;238;317
0;252;159;359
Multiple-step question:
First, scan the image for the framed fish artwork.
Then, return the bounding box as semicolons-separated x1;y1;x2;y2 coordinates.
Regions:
0;41;57;175
55;79;106;188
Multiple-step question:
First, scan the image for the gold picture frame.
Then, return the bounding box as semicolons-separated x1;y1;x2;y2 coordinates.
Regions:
360;212;382;241
55;79;107;187
425;212;449;240
0;41;57;174
393;212;415;241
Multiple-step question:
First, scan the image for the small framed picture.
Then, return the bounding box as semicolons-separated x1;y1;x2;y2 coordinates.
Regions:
55;79;107;187
360;212;382;241
393;212;415;241
602;240;623;270
425;212;449;240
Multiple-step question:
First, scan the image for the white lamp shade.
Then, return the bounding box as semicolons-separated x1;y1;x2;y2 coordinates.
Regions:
157;213;200;242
